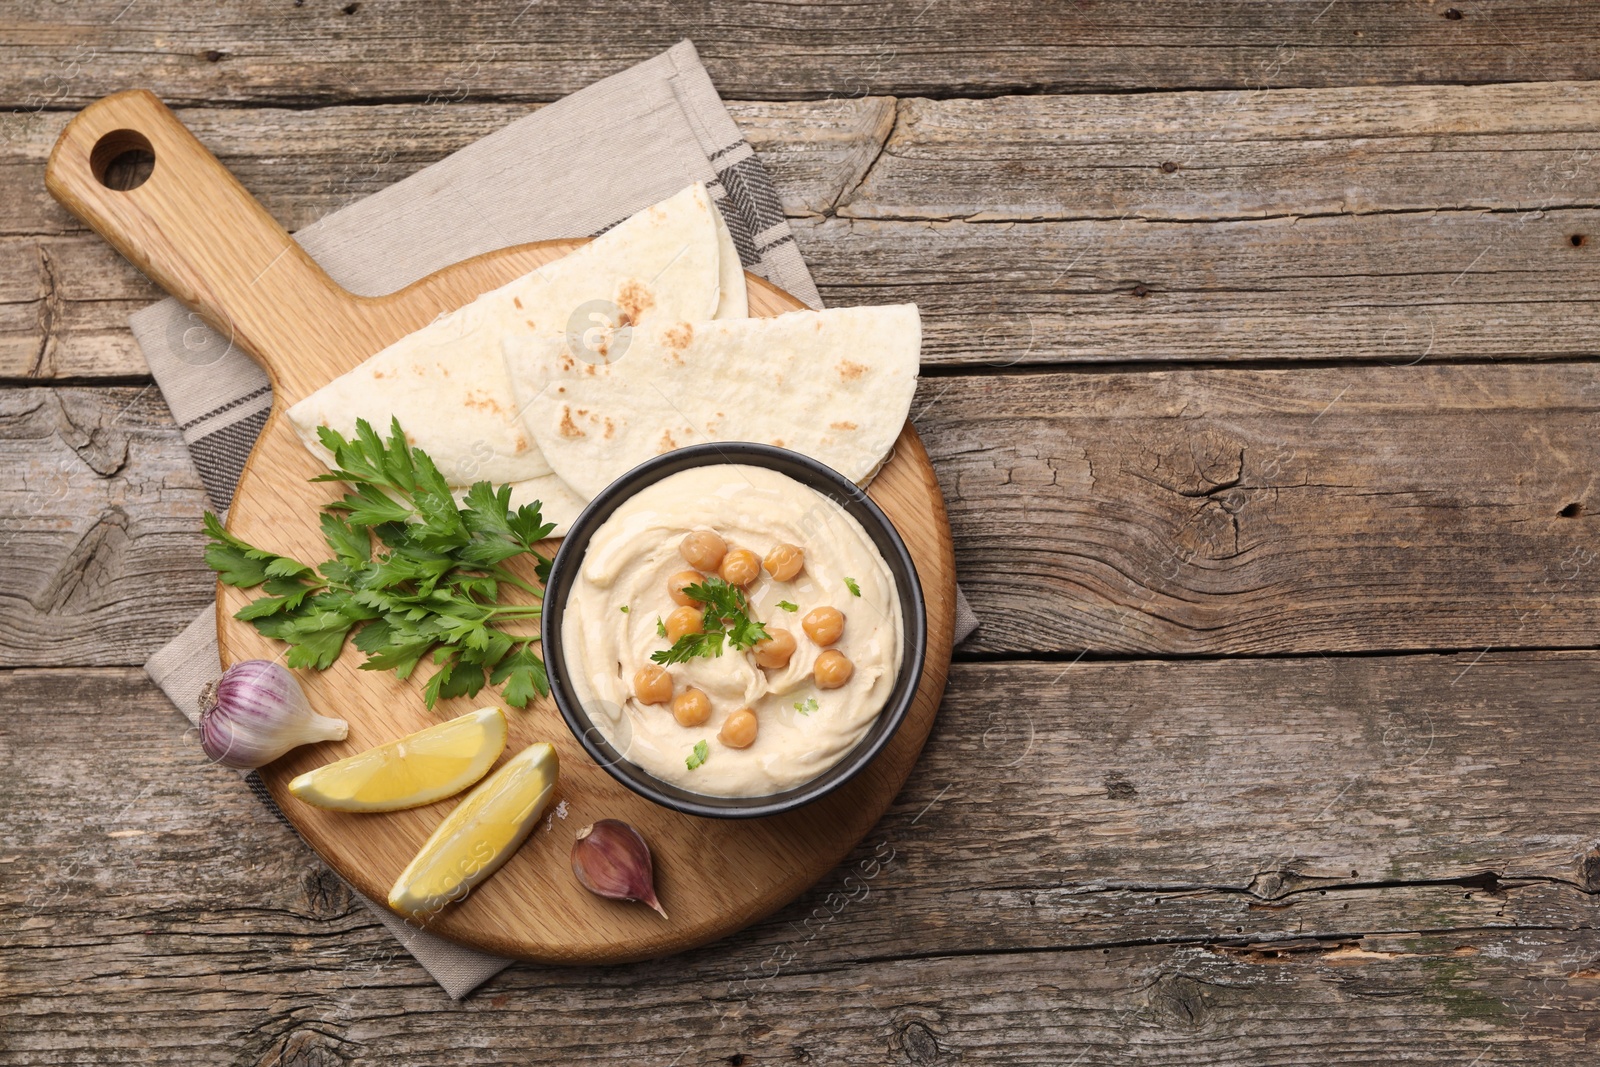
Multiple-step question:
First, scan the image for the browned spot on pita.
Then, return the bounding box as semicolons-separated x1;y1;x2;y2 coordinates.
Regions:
770;438;785;448
513;432;529;453
559;354;574;371
525;319;536;330
657;430;678;453
556;385;566;394
617;280;656;327
604;418;615;439
559;407;585;438
831;420;858;431
661;323;694;351
576;408;588;417
371;369;388;379
838;360;867;381
513;296;524;310
463;391;504;415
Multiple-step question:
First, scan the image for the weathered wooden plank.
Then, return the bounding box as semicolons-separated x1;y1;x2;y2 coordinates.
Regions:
0;387;211;667
794;205;1600;367
7;85;1600;379
4;364;1599;665
8;0;1600;107
4;661;1599;1062
6;928;1597;1065
929;362;1600;655
839;81;1600;222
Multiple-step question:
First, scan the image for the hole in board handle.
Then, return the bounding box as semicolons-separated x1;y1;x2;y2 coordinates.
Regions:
90;129;156;191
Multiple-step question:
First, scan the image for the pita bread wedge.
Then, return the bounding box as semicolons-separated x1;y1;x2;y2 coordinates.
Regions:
504;305;921;501
285;183;746;532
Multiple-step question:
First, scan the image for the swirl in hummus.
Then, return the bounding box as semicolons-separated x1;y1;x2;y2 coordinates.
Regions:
561;464;903;797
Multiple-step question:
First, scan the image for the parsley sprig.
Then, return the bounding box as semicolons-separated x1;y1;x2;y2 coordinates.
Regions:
204;417;555;709
650;576;770;665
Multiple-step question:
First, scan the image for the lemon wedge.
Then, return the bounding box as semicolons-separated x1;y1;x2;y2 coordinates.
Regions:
388;742;559;918
287;707;507;813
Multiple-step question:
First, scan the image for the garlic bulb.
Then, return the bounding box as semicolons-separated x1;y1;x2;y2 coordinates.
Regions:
197;660;348;769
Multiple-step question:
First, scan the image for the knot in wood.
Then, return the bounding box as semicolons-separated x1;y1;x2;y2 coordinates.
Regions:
898;1020;942;1064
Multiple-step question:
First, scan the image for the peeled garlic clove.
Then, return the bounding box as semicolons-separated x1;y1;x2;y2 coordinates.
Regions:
571;819;667;919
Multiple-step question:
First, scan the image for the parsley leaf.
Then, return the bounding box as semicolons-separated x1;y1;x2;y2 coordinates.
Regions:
777;600;798;612
653;629;725;665
650;576;770;665
685;740;709;770
619;605;629;614
203;512;310;587
205;417;552;709
794;697;819;715
656;617;667;638
490;643;547;709
843;577;861;597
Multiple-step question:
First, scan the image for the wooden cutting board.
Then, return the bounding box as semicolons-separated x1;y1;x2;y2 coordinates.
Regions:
47;90;956;963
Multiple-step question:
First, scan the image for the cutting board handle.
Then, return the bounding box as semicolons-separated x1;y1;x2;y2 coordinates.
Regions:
45;90;368;400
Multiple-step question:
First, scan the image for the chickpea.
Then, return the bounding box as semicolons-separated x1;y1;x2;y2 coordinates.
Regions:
679;529;726;572
719;548;761;587
668;570;706;607
672;687;712;727
813;650;854;689
802;605;846;646
753;627;797;669
763;543;805;582
633;665;674;705
718;707;759;748
664;605;704;642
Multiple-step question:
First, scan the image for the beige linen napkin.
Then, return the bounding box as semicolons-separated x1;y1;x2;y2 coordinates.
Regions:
140;40;978;999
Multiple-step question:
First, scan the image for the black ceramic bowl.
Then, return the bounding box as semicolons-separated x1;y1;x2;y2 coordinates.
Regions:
542;442;927;819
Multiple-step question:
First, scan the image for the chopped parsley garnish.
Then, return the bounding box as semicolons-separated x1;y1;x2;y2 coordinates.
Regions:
686;740;709;770
777;600;798;612
203;417;554;709
794;697;819;715
656;616;668;637
651;576;771;665
619;605;629;614
843;577;860;597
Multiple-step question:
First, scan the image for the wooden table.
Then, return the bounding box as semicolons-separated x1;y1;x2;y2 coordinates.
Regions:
5;3;1600;1062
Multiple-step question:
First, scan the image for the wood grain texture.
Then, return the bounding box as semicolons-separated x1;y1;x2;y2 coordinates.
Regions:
0;385;211;667
927;362;1600;656
8;83;1600;379
6;360;1598;668
835;81;1600;223
5;660;1598;1062
6;11;1600;1057
8;0;1600;106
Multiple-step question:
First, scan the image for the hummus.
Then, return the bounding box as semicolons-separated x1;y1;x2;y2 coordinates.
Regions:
561;464;903;797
